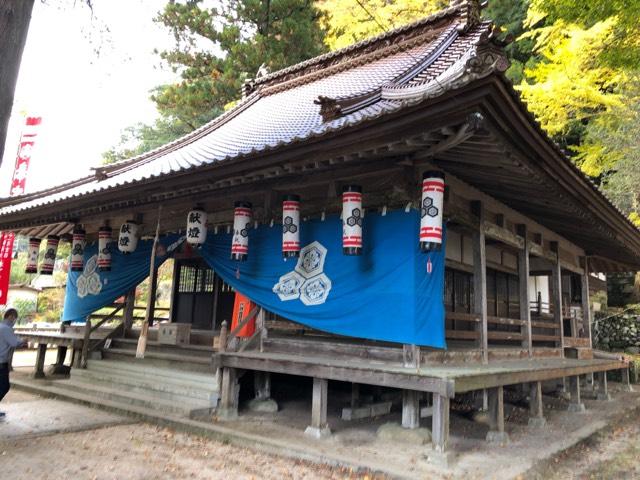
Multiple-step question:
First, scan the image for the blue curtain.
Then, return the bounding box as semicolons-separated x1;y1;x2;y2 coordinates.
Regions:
62;234;183;323
200;210;446;348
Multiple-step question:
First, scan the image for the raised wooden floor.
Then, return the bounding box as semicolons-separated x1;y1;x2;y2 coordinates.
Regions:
213;349;626;396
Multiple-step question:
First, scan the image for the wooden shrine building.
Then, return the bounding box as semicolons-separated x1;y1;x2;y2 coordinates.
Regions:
1;0;638;465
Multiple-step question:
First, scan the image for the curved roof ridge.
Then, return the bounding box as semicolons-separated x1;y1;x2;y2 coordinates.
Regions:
252;5;461;90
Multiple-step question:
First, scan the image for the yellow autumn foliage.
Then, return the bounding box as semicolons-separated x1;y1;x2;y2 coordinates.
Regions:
318;0;447;51
516;18;624;138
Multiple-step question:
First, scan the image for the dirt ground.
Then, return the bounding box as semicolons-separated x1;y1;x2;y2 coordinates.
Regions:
3;385;640;479
527;407;640;480
0;391;380;480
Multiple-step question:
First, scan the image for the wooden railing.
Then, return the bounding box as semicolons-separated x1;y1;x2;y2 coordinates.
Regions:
218;306;264;353
79;303;125;368
445;311;561;346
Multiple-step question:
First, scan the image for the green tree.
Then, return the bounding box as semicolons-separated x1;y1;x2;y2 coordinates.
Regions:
483;0;534;84
104;0;327;163
529;0;640;69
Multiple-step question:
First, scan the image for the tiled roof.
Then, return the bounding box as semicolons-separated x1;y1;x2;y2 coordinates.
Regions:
0;1;493;216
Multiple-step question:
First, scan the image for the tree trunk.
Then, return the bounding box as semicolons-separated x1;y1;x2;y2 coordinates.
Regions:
0;0;36;167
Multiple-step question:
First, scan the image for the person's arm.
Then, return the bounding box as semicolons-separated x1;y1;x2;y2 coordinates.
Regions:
3;328;25;348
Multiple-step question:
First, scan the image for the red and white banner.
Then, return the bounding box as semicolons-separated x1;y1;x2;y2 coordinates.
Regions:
10;116;41;197
0;116;41;305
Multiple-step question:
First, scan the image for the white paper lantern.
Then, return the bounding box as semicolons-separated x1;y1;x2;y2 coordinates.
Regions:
40;235;59;275
231;201;252;261
118;221;139;254
98;226;112;271
420;171;445;252
70;226;86;272
342;185;363;256
186;207;208;245
25;237;40;274
282;194;300;258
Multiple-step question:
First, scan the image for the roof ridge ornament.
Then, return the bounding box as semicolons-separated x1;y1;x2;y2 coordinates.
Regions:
450;0;483;32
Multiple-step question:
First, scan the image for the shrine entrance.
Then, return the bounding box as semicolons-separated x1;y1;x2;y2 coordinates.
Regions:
171;258;235;330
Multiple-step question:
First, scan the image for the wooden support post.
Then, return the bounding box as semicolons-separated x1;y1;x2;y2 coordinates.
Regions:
486;386;509;443
254;371;271;401
50;346;69;375
622;367;633;392
580;257;593;348
431;393;451;466
147;266;159;327
472;201;488;364
305;378;331;438
81;319;91;369
567;375;586;412
403;344;420;368
595;371;611;401
550;242;564;353
517;225;532;355
137;209;161;358
351;383;360;409
33;343;47;378
402;390;420;429
218;367;239;420
528;382;546;427
123;288;136;334
256;307;267;352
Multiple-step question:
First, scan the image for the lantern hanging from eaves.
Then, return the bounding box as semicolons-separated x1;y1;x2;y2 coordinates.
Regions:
25;237;41;274
342;185;363;256
98;226;112;271
420;170;445;252
70;226;86;272
118;220;139;254
231;201;252;261
40;235;59;275
282;194;301;258
186;206;207;245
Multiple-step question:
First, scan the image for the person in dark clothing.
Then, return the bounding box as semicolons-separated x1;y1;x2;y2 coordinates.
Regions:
0;308;26;420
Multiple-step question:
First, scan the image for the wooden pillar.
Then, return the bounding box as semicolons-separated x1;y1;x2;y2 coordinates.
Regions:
305;378;330;438
567;375;586;412
254;371;271;401
80;319;91;369
351;383;360;409
595;371;611;401
50;345;69;374
486;386;509;443
55;346;67;366
402;390;420;429
218;367;239;420
550;242;564;353
528;381;546;427
403;344;420;368
580;257;593;347
256;307;268;352
33;343;47;378
147;266;159;327
472;201;488;364
622;367;633;392
517;224;532;355
432;394;450;454
123;288;136;333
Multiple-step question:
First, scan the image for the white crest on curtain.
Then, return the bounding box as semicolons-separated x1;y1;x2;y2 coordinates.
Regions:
273;241;332;306
76;255;102;298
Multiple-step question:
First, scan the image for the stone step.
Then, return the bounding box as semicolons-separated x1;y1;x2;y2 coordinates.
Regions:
57;378;211;417
85;359;216;384
101;348;213;373
109;338;215;358
71;368;218;405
